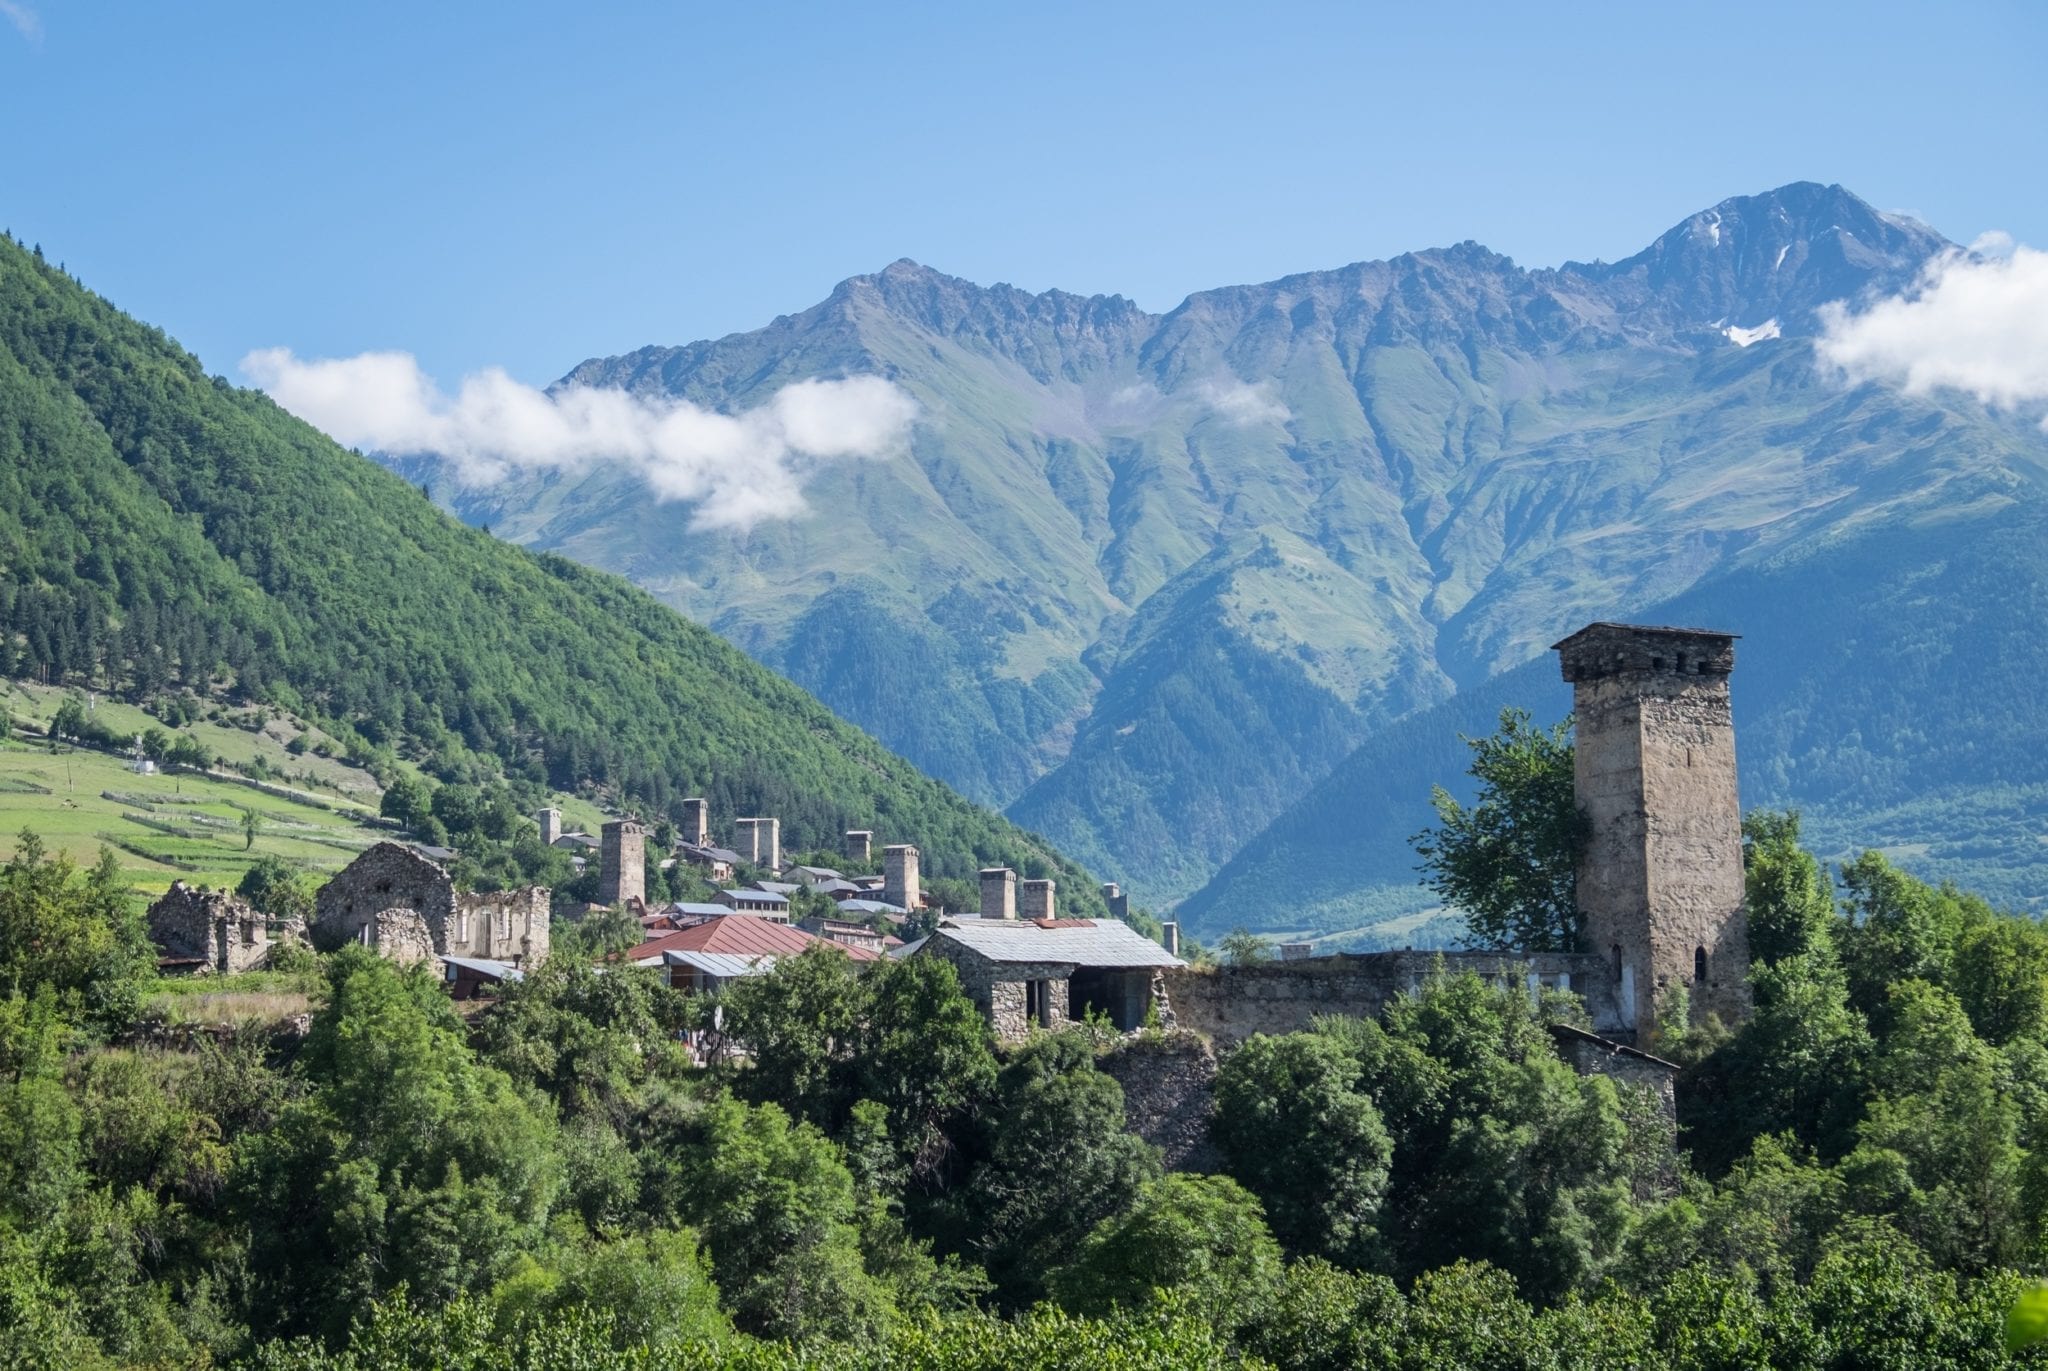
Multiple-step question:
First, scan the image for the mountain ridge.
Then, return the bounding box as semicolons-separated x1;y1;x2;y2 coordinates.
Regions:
393;181;2047;907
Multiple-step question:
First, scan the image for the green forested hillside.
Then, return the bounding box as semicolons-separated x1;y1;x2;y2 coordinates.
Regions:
0;235;1108;907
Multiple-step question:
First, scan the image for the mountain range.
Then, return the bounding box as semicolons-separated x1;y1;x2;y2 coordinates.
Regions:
393;182;2048;933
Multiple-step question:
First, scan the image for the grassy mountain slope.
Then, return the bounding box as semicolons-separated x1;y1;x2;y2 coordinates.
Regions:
1180;501;2048;941
0;236;1112;908
396;183;2048;905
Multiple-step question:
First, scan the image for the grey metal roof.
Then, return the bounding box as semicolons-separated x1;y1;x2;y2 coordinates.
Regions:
662;902;731;918
837;898;906;915
927;918;1183;969
721;888;790;905
442;956;524;981
755;881;802;895
660;949;779;979
890;935;929;959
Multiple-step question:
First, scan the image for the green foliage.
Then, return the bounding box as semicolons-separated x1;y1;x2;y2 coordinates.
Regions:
953;1030;1161;1309
1411;708;1585;952
1050;1173;1283;1327
0;832;151;1031
1211;1031;1390;1267
238;854;315;925
1217;928;1271;965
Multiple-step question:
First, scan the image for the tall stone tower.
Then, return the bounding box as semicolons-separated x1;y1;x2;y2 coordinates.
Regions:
980;867;1017;920
1019;879;1056;921
1554;622;1750;1033
846;830;873;863
681;799;709;848
884;844;919;912
536;808;562;846
735;817;781;871
599;819;648;908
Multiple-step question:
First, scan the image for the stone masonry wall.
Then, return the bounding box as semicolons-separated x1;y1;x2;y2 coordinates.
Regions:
923;938;1073;1039
313;843;453;953
1097;1031;1221;1171
449;886;551;964
1165;951;1618;1046
147;882;270;974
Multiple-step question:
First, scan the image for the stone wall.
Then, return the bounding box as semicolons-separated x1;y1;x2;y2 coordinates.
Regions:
1097;1031;1221;1171
449;886;551;964
1549;1024;1678;1126
1164;950;1618;1045
312;843;454;954
922;938;1072;1039
146;882;271;974
359;907;438;966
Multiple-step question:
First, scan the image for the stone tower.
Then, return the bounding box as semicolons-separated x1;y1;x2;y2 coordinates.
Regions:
884;844;919;912
1554;622;1750;1034
980;867;1017;920
1019;879;1056;921
846;830;873;863
681;798;709;848
1100;882;1129;920
735;817;781;871
536;808;562;846
599;819;648;908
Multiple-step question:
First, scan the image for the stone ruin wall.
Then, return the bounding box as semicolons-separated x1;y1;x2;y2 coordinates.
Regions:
449;886;552;964
924;938;1071;1039
359;908;438;966
312;843;454;953
146;882;272;974
1164;950;1619;1046
1097;1031;1222;1172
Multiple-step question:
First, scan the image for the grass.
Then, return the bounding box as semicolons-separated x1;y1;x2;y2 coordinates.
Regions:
0;737;394;898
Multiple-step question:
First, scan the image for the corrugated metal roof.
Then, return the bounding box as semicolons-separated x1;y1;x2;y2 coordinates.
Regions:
662;902;731;918
721;888;790;905
837;898;906;915
442;956;525;980
662;949;778;979
927;918;1183;969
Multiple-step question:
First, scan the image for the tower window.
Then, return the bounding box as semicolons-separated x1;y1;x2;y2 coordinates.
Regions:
1694;946;1708;983
1611;944;1622;975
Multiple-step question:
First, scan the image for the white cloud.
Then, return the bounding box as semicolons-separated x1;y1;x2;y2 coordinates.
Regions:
1817;242;2048;425
241;349;917;530
1194;376;1291;427
0;0;41;44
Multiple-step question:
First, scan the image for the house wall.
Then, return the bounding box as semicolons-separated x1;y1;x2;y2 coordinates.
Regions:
449;886;551;964
147;883;271;974
922;938;1074;1039
313;843;454;953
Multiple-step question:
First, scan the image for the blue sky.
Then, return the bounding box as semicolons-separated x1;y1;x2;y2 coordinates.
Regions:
1;0;2041;384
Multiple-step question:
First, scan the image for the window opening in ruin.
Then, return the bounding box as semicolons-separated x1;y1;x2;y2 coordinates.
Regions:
1676;654;1687;673
1611;944;1622;975
1694;946;1707;983
1652;657;1665;670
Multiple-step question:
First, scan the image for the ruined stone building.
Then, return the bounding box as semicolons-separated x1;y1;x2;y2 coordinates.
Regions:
311;842;551;967
146;882;278;975
1166;622;1749;1052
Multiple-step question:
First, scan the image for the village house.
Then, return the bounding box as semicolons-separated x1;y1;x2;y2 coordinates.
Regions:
795;915;889;953
715;887;791;919
903;869;1184;1038
626;912;877;993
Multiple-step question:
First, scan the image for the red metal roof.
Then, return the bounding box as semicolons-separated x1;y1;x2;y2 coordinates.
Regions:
625;913;878;964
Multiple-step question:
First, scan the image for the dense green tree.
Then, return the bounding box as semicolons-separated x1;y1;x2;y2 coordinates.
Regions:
681;1093;892;1342
1049;1173;1283;1327
1211;1031;1391;1268
954;1030;1161;1310
238;855;315;926
0;834;151;1032
1743;810;1837;968
1411;708;1586;951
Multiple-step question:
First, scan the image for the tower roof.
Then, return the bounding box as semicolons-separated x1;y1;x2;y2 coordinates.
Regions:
1553;621;1737;684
